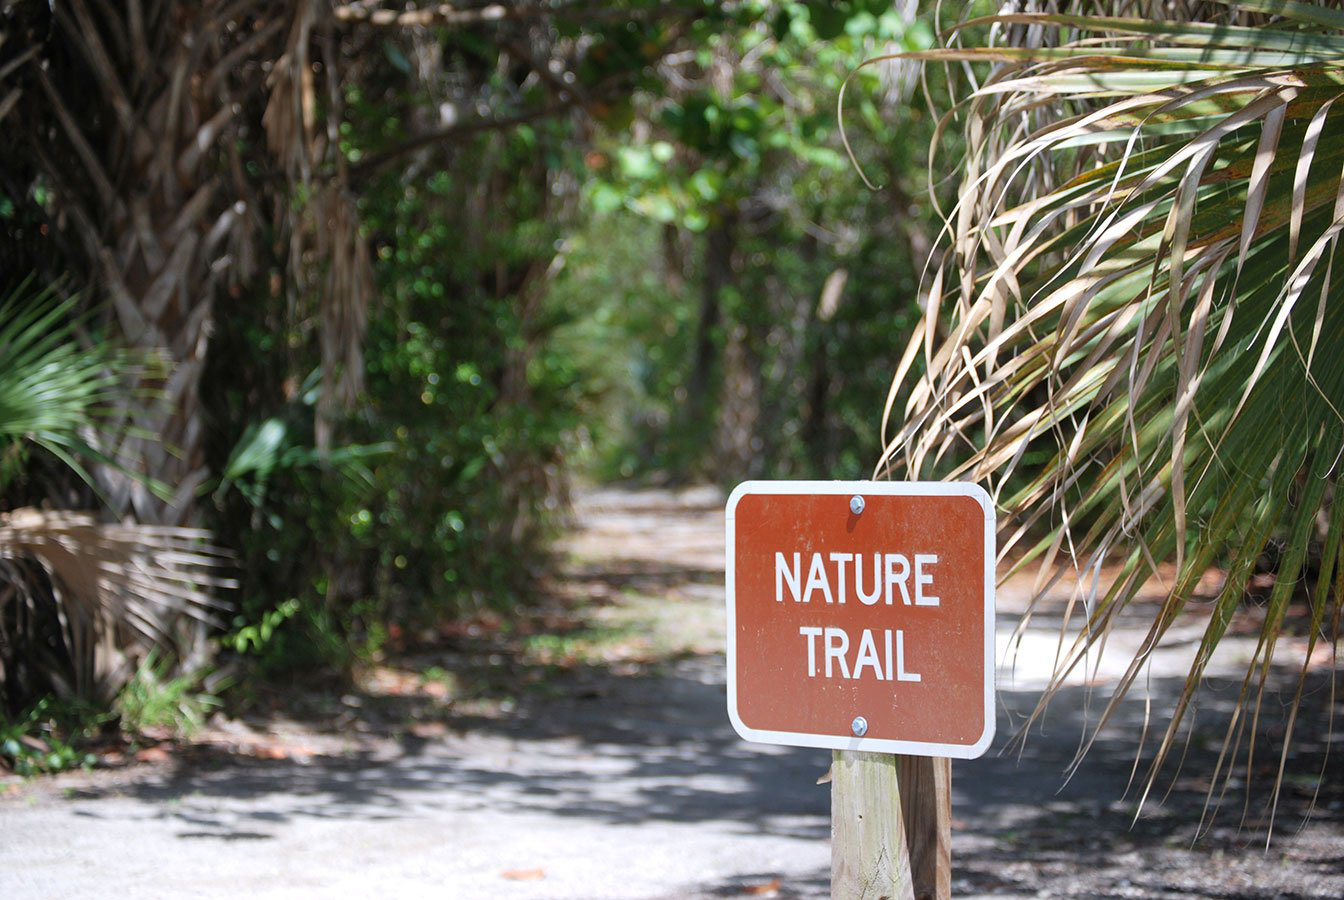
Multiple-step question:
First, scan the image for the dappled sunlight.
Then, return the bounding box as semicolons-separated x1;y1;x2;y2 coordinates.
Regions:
7;487;1342;898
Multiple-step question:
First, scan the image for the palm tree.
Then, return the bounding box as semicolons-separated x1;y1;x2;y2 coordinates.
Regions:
1;1;371;525
878;1;1344;832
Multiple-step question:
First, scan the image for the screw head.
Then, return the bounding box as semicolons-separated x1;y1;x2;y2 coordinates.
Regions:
851;716;868;737
849;495;865;516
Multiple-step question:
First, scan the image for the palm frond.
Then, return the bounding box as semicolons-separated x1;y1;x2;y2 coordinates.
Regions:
0;508;234;702
878;2;1344;835
0;280;232;705
0;281;161;492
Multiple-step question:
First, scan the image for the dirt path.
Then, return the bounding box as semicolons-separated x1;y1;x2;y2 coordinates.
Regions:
3;486;1342;898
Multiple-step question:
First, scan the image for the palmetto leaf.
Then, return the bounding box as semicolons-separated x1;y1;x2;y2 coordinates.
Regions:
876;2;1344;836
0;281;168;496
0;281;232;702
2;285;116;457
0;508;235;700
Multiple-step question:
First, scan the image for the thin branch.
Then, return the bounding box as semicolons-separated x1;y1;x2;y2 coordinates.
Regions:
502;36;589;106
29;63;117;212
348;95;580;179
333;0;692;28
0;45;38;84
0;87;19;125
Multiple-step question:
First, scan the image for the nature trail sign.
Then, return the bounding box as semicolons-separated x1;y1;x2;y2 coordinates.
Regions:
726;480;995;757
724;480;997;899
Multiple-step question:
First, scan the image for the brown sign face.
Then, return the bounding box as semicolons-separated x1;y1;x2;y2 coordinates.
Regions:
726;482;995;758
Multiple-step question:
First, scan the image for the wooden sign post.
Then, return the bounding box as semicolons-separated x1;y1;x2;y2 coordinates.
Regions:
831;753;950;899
725;481;994;900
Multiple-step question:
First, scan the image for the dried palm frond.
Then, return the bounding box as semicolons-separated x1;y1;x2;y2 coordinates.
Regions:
264;0;372;449
0;508;233;702
876;1;1344;837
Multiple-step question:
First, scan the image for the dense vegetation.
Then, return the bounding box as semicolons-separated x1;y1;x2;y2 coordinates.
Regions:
0;0;946;762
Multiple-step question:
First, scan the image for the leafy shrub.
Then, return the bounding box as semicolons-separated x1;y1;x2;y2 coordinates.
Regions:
0;698;99;776
201;118;583;678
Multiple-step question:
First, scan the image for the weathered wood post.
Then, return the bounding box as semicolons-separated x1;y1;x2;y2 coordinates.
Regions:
831;752;950;900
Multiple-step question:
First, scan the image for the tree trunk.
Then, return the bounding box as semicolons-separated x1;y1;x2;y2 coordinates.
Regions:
716;321;763;478
803;269;848;474
24;2;271;526
682;213;736;448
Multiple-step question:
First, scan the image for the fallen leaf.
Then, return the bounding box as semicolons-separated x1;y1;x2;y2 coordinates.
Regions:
252;745;289;760
134;746;170;764
742;879;781;896
501;868;546;881
409;721;448;738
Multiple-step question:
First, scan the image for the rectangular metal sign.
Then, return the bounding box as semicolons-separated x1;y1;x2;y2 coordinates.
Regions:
725;481;995;758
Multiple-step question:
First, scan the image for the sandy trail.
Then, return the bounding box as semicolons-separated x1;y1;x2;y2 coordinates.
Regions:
2;486;1341;898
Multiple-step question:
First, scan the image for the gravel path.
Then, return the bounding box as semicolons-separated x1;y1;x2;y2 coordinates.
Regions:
3;486;1341;898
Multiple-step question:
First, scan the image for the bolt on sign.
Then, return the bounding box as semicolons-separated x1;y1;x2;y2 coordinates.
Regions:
726;481;995;758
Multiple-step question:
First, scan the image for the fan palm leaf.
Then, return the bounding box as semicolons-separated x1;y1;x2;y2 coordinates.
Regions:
0;282;151;490
0;282;233;705
875;1;1344;835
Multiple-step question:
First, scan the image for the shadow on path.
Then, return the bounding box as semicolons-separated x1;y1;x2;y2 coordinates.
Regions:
6;485;1344;899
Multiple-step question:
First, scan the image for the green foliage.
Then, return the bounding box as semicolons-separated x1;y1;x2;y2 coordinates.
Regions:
221;600;302;656
560;1;948;481
341;127;582;618
0;280;157;496
214;402;391;510
0;698;99;776
204;57;592;677
114;653;221;738
545;216;692;477
592;0;925;229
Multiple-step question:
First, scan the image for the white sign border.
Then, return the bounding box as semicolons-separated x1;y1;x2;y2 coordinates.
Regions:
725;480;996;759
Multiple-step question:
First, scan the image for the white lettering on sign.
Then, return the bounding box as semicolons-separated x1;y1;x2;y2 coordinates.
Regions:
885;554;910;605
776;552;801;604
829;553;851;604
773;551;940;607
824;627;848;678
774;551;940;681
796;626;922;682
915;554;939;606
805;553;833;604
855;554;881;605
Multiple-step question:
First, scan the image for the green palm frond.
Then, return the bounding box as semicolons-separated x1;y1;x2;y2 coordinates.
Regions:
0;280;158;491
878;2;1344;834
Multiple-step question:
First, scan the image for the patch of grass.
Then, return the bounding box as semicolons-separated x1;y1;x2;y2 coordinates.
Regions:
520;622;644;666
115;653;223;738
